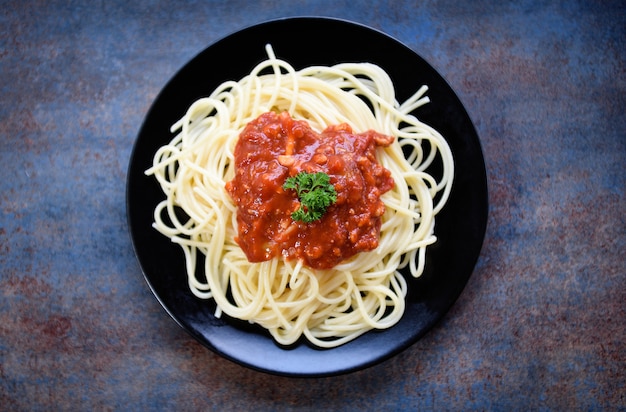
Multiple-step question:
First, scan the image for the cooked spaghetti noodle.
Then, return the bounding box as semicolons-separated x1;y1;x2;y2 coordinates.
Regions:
145;45;454;347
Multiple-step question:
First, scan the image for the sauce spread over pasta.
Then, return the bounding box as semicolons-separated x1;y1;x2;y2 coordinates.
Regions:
226;111;394;269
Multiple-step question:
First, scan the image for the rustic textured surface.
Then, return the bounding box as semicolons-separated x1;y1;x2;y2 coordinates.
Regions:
1;1;624;410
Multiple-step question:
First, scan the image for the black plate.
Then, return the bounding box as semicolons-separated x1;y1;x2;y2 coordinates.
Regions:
126;17;488;377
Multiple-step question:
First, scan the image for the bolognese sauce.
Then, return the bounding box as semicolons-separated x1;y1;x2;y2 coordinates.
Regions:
225;111;394;269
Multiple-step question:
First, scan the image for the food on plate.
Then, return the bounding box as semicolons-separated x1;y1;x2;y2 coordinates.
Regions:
145;45;454;347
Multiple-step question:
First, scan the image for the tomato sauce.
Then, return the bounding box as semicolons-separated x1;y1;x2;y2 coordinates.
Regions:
225;111;394;269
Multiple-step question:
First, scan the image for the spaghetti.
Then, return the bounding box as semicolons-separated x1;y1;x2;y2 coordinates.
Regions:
145;45;454;348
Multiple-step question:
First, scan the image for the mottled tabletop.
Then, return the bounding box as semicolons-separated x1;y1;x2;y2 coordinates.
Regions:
1;1;624;410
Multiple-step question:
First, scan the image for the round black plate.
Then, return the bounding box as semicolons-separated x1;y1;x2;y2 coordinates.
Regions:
126;17;488;377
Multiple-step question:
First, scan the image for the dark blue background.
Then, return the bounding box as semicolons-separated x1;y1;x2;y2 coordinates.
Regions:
1;1;624;409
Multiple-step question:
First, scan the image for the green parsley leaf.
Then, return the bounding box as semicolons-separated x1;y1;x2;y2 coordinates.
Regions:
283;171;337;223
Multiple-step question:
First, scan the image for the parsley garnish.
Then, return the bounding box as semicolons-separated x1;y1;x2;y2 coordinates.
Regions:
283;171;337;223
